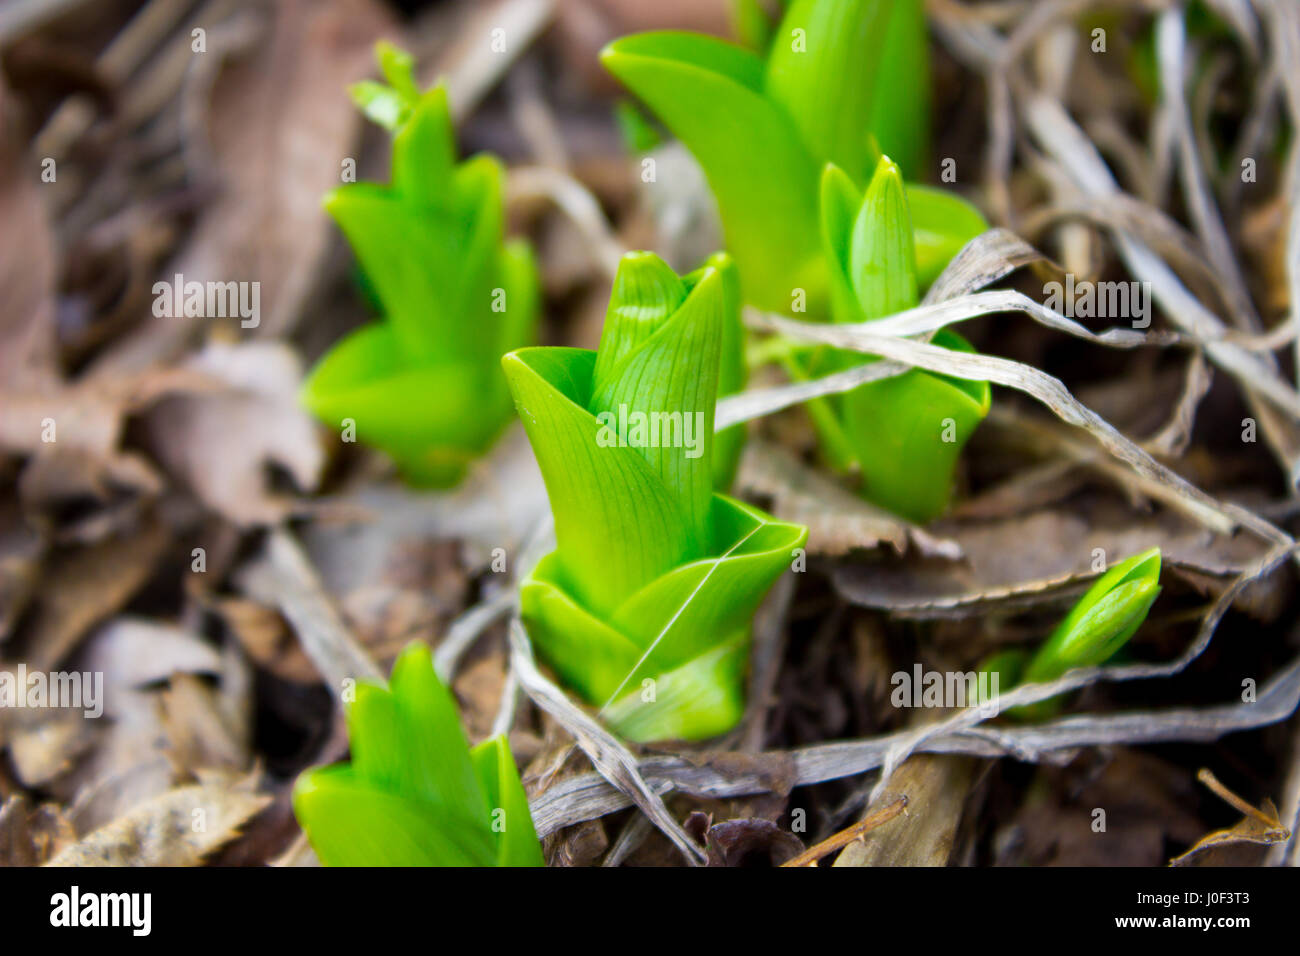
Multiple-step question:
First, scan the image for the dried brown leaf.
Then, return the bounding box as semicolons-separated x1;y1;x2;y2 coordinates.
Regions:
141;342;323;526
45;772;271;867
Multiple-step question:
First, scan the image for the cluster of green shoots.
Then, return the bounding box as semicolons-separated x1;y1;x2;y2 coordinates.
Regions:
291;4;1167;866
603;0;993;521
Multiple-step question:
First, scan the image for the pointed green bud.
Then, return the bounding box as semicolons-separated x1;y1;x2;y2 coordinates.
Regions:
688;252;747;490
1024;549;1163;684
984;549;1163;721
593;251;689;397
376;41;419;103
847;155;918;321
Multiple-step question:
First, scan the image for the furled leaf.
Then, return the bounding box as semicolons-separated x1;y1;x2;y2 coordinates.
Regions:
506;252;807;742
866;0;930;180
846;156;917;320
693;252;748;490
763;0;892;179
1023;548;1163;684
502;347;695;617
471;736;547;867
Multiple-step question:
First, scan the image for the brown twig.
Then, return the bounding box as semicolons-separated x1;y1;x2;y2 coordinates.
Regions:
780;796;908;868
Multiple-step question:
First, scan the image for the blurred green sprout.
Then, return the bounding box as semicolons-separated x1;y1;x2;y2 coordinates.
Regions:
301;42;539;487
293;643;543;867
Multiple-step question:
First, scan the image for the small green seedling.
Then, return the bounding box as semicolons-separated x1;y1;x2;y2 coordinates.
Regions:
811;156;991;522
301;43;539;487
293;642;544;867
980;548;1163;719
603;0;986;312
502;251;807;742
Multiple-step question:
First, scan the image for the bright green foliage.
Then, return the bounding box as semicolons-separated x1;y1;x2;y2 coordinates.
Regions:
301;43;539;488
729;0;783;52
293;643;544;867
502;251;807;742
614;100;663;153
603;0;986;312
697;252;747;490
981;548;1163;719
815;157;991;523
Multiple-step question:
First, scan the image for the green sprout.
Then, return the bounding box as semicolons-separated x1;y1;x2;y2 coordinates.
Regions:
293;642;544;867
502;251;808;742
981;548;1163;719
813;156;991;523
602;0;986;313
301;43;539;487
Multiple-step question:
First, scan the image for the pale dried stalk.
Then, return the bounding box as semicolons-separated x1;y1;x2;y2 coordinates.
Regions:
235;528;382;702
508;619;707;865
530;651;1300;837
508;166;624;279
747;310;1234;533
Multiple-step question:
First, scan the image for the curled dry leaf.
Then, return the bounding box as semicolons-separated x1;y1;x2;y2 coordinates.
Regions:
1170;769;1291;866
0;71;57;389
45;772;271;867
234;528;382;697
0;795;76;867
12;518;169;672
703;818;804;867
81;617;224;703
92;0;398;373
212;595;319;685
736;438;962;559
832;504;1270;617
0;498;43;640
5;707;97;788
141;342;323;526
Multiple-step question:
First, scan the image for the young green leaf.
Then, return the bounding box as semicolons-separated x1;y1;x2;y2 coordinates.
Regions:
604;0;981;312
504;251;807;742
763;0;892;177
293;643;543;867
301;44;538;488
689;252;748;490
601;31;824;312
729;0;782;52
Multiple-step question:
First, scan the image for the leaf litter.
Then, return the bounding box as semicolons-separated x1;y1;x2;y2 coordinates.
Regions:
1;0;1299;869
